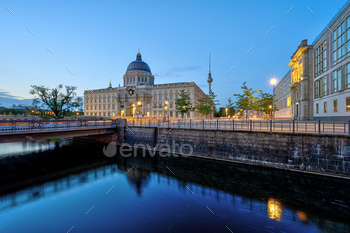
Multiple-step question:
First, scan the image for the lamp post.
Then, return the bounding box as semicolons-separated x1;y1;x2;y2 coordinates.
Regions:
270;78;277;122
225;108;228;118
165;101;169;122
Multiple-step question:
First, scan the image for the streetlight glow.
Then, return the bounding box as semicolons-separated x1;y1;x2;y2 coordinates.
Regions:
270;78;277;86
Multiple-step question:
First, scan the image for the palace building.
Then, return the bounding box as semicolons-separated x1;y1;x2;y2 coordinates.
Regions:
84;51;207;119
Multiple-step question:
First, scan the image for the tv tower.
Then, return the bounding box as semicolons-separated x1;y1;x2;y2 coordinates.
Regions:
207;53;213;95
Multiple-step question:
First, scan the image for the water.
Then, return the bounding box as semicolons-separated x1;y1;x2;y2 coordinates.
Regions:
0;139;349;233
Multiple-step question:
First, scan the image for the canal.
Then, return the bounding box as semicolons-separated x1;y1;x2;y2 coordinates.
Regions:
0;139;349;233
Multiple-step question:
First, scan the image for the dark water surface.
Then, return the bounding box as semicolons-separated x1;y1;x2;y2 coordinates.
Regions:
0;139;349;233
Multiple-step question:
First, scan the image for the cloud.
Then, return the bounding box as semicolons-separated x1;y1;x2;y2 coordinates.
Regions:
153;72;183;78
0;89;23;100
154;66;201;78
169;66;201;72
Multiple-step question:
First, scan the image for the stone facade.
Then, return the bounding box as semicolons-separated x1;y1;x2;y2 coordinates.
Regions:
84;52;206;119
289;40;314;120
274;71;291;120
121;126;350;177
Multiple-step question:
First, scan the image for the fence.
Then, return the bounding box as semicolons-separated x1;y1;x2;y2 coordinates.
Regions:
0;119;115;133
126;119;350;135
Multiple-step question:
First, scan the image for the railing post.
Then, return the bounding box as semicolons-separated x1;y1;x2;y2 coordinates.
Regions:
140;119;142;127
318;120;321;134
203;119;205;129
348;120;350;135
133;119;135;126
158;119;160;128
168;118;170;128
250;119;252;131
190;119;192;129
178;119;180;129
216;119;219;130
269;120;272;133
232;119;235;131
292;120;295;134
149;119;151;127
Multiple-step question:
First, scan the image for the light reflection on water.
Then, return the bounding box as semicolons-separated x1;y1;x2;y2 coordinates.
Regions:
0;139;68;158
0;139;349;233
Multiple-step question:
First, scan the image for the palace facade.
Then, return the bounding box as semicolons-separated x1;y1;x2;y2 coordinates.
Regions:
84;52;207;119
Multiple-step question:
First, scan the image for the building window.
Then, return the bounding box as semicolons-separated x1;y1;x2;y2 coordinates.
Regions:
138;78;140;81
333;66;346;93
346;97;350;111
159;95;162;101
153;111;157;117
154;103;157;108
347;63;350;89
316;103;319;114
333;99;338;112
333;21;346;65
154;95;157;101
315;76;327;98
315;40;327;76
324;102;327;113
159;103;162;108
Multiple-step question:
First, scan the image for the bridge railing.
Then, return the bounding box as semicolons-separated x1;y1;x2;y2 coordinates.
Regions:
0;119;116;133
126;118;350;135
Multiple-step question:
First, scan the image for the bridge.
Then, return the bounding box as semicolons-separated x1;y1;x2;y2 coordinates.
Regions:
0;119;117;143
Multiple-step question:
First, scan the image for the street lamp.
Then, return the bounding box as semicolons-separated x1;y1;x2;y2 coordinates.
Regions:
165;101;169;121
225;108;228;118
270;78;277;122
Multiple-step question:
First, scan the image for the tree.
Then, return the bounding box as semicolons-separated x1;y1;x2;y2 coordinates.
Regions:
226;97;236;116
233;82;260;120
175;89;193;118
258;92;278;119
29;84;82;118
196;91;219;118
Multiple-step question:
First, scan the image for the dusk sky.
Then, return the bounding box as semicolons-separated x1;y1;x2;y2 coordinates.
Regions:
0;0;348;107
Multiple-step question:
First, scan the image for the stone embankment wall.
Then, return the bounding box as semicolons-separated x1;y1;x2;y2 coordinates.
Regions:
122;126;350;177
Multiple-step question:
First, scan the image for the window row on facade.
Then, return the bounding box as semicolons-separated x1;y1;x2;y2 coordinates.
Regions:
315;97;350;114
315;62;350;98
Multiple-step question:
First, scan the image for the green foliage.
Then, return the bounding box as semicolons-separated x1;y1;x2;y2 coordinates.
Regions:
232;82;278;119
257;92;278;118
196;91;219;117
29;84;83;118
0;108;26;116
226;97;236;116
175;89;193;117
233;82;260;111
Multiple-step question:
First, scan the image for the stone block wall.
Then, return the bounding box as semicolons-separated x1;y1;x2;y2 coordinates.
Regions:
121;126;350;176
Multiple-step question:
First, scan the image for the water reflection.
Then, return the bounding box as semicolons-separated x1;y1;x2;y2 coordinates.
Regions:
267;198;283;221
0;139;349;233
0;139;68;159
297;210;309;222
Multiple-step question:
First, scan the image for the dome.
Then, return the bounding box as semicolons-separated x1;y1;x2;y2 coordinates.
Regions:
126;52;151;73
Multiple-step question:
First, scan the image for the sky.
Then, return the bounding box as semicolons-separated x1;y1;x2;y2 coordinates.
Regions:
0;0;348;107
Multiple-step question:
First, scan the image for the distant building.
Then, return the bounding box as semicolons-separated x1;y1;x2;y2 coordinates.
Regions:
274;71;291;120
84;51;207;118
9;104;28;110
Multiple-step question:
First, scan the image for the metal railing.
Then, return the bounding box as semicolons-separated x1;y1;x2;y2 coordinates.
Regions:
126;119;350;135
0;119;116;133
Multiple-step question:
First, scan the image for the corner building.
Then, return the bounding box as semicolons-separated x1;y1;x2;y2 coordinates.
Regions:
84;52;206;119
313;0;350;121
